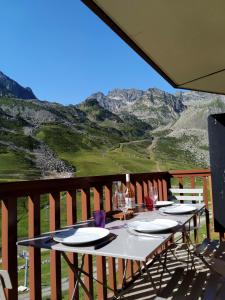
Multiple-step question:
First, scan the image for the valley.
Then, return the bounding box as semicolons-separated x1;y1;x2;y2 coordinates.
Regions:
0;70;225;181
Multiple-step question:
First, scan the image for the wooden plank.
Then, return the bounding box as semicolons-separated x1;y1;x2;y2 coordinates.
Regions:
104;184;117;295
208;174;218;238
94;186;102;210
148;179;153;190
158;267;184;298
118;258;125;289
104;184;112;212
162;177;168;200
126;260;133;282
169;169;210;176
0;170;211;198
66;191;79;300
81;188;93;300
1;197;18;300
66;190;77;224
49;192;61;300
173;269;195;299
131;180;139;276
136;181;143;205
203;176;210;239
28;194;41;300
190;177;198;243
107;257;117;295
153;178;158;190
187;272;207;300
94;186;107;300
158;178;163;200
0;173;126;198
143;180;148;199
190;176;195;189
130;182;137;207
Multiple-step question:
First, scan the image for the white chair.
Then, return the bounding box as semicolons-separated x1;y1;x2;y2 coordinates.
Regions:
168;188;205;263
0;270;12;300
169;188;204;204
169;188;204;232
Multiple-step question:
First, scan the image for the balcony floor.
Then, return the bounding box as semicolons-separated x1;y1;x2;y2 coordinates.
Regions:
120;246;210;300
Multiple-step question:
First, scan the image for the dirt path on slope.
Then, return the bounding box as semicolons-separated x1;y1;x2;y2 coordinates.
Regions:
147;137;161;171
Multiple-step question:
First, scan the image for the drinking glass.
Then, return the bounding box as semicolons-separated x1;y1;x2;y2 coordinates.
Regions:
118;193;128;222
93;210;106;228
149;186;158;209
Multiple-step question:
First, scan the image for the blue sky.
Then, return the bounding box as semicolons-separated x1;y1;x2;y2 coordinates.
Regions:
0;0;179;105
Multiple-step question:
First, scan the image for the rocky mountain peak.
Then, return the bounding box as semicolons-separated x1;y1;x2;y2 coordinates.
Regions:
0;70;37;99
87;92;105;102
107;88;144;102
147;87;165;95
87;87;186;128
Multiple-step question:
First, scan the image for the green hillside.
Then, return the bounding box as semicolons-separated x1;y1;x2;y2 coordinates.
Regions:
0;94;208;181
35;124;156;176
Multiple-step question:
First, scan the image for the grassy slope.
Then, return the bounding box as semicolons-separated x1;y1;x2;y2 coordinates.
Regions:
35;123;201;177
35;124;157;176
0;145;40;181
153;136;200;171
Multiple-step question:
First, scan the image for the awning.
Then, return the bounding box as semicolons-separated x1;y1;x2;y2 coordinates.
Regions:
82;0;225;95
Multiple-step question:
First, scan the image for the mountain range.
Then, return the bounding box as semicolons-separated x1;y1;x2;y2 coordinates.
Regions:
0;70;224;181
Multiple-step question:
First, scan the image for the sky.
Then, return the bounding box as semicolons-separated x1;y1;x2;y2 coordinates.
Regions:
0;0;180;105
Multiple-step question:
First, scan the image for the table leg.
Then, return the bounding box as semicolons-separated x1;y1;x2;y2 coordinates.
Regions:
142;261;157;293
62;252;116;299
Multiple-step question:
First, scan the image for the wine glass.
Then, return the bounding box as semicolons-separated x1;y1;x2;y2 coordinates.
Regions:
149;186;158;209
118;193;128;223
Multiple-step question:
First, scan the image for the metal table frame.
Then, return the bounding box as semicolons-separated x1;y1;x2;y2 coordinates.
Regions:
17;205;205;299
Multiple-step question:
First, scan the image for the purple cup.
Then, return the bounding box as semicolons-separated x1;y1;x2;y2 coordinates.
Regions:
93;210;106;228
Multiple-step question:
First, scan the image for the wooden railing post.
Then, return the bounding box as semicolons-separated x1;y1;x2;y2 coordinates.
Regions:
49;192;61;300
162;176;169;200
203;177;210;239
66;191;79;299
28;194;41;300
158;178;163;200
143;180;148;199
81;188;93;300
136;181;143;205
105;184;117;296
2;197;18;300
94;186;107;300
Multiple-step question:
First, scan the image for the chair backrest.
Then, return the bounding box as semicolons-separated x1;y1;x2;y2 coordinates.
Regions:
169;188;204;204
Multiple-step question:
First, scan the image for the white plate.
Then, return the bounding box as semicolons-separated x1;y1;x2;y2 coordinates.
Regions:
155;201;174;207
53;227;110;245
162;204;196;214
129;219;178;233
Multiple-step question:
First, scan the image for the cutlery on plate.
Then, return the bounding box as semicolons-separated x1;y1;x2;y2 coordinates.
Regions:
94;233;117;250
127;227;164;239
157;211;168;216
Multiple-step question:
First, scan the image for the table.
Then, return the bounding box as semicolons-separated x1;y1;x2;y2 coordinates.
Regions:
18;204;205;299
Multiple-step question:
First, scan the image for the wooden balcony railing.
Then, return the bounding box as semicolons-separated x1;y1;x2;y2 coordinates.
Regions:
0;169;215;299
